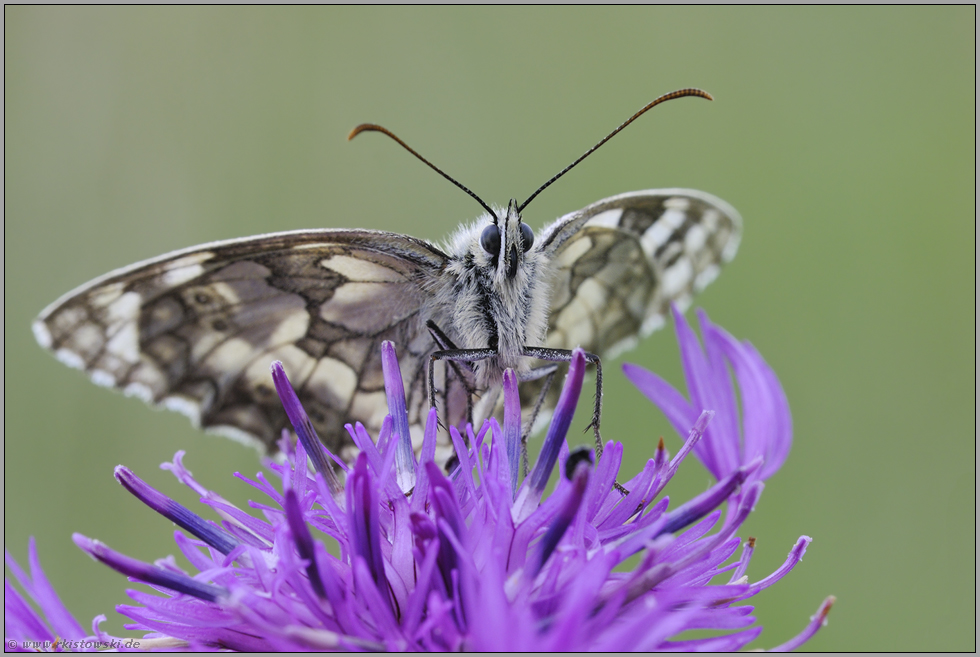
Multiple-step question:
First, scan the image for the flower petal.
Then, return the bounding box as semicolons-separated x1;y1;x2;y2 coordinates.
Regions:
73;534;227;602
283;489;326;599
14;328;824;651
621;362;699;447
768;596;836;652
271;361;341;491
502;368;522;495
381;340;417;493
4;539;86;640
115;466;239;555
516;348;585;519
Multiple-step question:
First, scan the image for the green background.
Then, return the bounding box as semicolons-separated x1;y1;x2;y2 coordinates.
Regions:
4;7;974;650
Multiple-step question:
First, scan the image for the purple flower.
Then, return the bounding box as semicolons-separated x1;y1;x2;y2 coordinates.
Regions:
5;309;834;651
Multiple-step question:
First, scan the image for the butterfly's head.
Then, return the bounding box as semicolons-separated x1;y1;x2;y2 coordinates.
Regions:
479;199;534;280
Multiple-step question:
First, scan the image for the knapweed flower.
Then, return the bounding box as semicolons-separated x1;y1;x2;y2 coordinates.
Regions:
5;308;833;651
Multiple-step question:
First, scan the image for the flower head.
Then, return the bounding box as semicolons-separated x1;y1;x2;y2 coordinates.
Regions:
5;308;833;651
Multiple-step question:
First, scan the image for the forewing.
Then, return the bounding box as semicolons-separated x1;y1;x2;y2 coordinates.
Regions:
33;229;449;457
542;188;741;358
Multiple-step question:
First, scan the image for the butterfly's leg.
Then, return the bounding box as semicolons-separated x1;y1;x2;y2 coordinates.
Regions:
522;347;604;450
523;347;629;495
425;321;474;371
517;365;558;477
426;320;478;425
427;347;497;430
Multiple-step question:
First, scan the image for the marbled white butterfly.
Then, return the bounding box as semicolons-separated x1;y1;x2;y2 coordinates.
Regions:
33;89;741;467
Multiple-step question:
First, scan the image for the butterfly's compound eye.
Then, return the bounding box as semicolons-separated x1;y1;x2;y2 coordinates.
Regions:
520;222;534;252
480;224;501;256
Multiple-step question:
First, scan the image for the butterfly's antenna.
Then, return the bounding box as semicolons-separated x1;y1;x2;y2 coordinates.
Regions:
349;123;499;221
518;88;713;213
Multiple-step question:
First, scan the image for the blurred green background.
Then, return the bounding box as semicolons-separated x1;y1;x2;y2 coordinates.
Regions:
4;7;974;650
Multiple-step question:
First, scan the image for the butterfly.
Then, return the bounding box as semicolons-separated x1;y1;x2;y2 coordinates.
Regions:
32;89;741;467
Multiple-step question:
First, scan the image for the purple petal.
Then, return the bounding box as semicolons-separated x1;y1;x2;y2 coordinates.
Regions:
270;361;341;492
448;425;478;504
539;551;616;651
520;348;585;510
698;309;743;476
11;333;821;650
649;410;714;500
427;462;469;591
289;434;309;499
768;596;836;652
486;418;511;500
401;537;440;637
658;457;753;536
652;436;669;477
346;453;386;588
283;489;326;599
724;477;765;537
671;305;725;478
502;368;522;494
73;534;226;602
352;553;400;638
348;421;386;479
411;408;439;513
4;539;86;640
115;466;239;555
658;625;763;651
381;340;417;493
729;536;756;583
705;317;793;480
172;532;220;575
4;578;55;642
751;535;812;591
585;441;621;524
528;459;590;578
671;604;755;631
622;362;698;447
748;341;793;478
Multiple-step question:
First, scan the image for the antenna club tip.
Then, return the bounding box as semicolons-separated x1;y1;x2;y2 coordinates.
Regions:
347;123;379;141
672;87;713;101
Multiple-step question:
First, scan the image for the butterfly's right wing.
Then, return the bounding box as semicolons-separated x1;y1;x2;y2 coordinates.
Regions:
541;188;742;358
33;229;449;459
515;189;741;430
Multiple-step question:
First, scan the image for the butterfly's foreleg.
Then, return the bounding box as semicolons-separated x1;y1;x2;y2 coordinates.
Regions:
427;347;497;430
425;321;475;371
517;365;558;477
521;347;605;458
426;320;478;425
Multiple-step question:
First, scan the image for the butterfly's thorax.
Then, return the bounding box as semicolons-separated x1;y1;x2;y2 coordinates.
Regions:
438;204;553;387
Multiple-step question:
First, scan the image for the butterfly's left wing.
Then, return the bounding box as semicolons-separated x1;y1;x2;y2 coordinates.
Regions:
33;229;449;459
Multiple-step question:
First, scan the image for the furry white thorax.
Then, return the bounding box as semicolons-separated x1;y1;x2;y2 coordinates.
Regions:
434;201;555;387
